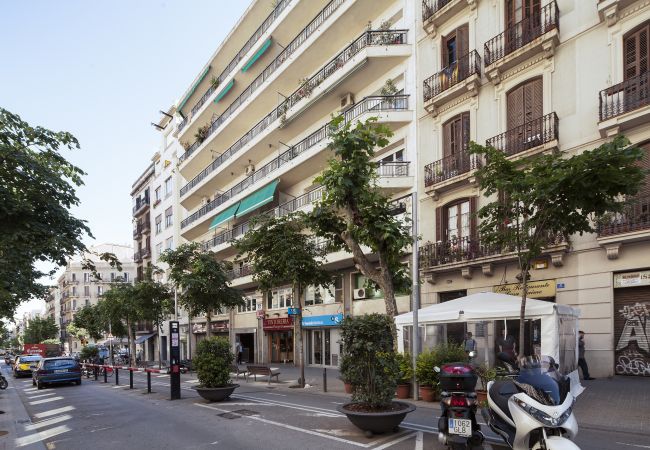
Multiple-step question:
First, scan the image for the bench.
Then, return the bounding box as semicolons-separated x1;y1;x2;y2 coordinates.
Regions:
246;365;280;385
231;364;248;380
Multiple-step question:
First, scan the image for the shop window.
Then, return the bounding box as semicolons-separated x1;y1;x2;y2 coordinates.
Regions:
306;276;343;305
267;287;293;310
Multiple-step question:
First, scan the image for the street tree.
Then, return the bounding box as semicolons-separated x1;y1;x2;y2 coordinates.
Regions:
23;316;59;344
99;282;142;366
161;243;244;347
470;136;645;350
72;305;105;341
66;323;90;347
235;213;331;387
307;117;411;321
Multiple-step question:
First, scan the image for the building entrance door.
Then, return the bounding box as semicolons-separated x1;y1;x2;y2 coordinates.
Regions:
269;331;293;363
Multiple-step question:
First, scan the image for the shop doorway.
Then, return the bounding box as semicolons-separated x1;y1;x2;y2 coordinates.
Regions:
614;285;650;376
268;331;293;363
440;290;467;344
237;333;255;363
306;329;341;367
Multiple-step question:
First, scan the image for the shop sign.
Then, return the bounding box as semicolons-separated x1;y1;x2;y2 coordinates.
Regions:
614;270;650;288
287;307;301;316
302;313;344;327
493;279;556;299
192;321;229;334
263;317;293;331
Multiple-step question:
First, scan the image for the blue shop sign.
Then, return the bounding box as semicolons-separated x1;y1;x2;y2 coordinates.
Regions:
302;313;344;328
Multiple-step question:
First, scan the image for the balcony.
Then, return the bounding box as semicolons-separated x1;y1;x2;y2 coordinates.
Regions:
598;73;650;137
176;0;294;134
486;112;558;159
597;0;637;26
422;0;478;36
376;161;413;192
227;264;253;281
132;197;150;216
180;95;409;231
424;150;481;197
484;1;559;84
419;232;568;279
596;198;650;259
132;221;151;239
423;50;481;116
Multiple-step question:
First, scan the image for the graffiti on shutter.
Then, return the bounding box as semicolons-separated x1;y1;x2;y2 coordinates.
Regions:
614;286;650;376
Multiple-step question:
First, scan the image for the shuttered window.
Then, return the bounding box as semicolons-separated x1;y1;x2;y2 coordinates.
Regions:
613;286;650;376
436;197;478;241
507;77;543;130
442;24;469;67
506;0;541;28
637;143;650;197
443;112;470;157
624;23;650;80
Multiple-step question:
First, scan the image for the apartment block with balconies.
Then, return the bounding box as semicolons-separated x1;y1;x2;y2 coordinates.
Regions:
131;164;155;282
417;0;650;378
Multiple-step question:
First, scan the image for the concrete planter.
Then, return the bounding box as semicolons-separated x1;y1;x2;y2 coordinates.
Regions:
194;384;239;402
337;401;416;435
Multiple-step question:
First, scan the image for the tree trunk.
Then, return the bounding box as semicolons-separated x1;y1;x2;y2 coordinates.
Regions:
127;319;135;368
519;270;529;358
206;310;212;339
295;284;305;388
379;272;399;349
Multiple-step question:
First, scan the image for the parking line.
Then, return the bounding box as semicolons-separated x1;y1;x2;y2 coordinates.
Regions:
373;431;417;450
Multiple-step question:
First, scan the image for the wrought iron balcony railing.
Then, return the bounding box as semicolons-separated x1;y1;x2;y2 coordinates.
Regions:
424;150;481;187
132;197;150;215
597;198;650;237
377;161;410;177
227;264;253;280
423;50;481;102
422;0;454;23
180;95;408;229
484;1;559;66
599;72;650;122
486;112;558;157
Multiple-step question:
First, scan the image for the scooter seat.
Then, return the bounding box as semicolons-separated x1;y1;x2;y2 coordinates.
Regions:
489;380;519;421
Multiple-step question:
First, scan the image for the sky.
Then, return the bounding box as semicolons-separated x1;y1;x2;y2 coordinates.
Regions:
1;1;250;318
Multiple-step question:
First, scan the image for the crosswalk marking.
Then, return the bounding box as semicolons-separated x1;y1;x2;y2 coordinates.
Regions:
34;406;75;419
29;396;64;405
25;414;72;431
15;424;71;447
27;392;57;400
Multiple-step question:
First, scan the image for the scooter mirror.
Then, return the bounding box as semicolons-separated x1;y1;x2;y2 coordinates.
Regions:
469;351;476;358
434;366;440;373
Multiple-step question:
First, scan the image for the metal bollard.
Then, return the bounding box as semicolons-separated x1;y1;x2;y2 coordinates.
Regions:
323;368;327;392
147;371;152;393
129;369;134;389
85;365;90;379
115;368;119;385
103;366;107;383
94;366;98;381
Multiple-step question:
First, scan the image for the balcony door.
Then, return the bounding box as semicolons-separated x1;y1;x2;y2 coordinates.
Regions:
506;77;543;150
442;112;470;175
435;198;477;262
624;22;650;108
441;24;468;88
505;0;541;53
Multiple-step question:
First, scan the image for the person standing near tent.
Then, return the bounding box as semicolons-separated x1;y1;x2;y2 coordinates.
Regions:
463;332;477;359
498;330;517;361
235;341;243;365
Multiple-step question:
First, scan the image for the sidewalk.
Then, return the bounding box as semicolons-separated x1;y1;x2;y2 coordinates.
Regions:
238;364;650;436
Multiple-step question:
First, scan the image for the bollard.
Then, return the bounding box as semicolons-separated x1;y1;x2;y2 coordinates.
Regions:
323;367;327;392
115;368;119;385
147;371;152;393
94;366;98;381
103;366;107;383
129;369;134;389
85;365;90;379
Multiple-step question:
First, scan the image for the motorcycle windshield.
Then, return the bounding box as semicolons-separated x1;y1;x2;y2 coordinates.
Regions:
517;355;561;405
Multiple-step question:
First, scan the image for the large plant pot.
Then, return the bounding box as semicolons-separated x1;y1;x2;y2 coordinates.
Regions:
344;382;353;394
194;384;239;402
419;385;437;402
396;384;411;399
338;401;415;435
476;389;488;404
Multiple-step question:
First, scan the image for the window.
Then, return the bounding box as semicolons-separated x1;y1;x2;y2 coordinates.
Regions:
266;287;293;309
624;23;650;80
506;77;542;131
72;299;77;310
381;150;404;163
110;273;115;282
353;274;383;300
83;286;90;297
85;299;90;307
156;243;163;257
165;177;173;198
155;215;162;234
97;286;103;296
72;287;77;296
442;24;468;67
83;273;90;283
238;297;259;313
123;272;129;282
436;198;477;242
305;276;343;305
71;273;76;282
155;186;161;202
166;237;173;250
165;207;173;228
442;112;470;158
506;0;540;29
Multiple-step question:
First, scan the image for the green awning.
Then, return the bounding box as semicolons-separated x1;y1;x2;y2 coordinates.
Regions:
178;65;211;113
214;79;235;104
208;201;241;230
241;38;272;73
236;179;279;217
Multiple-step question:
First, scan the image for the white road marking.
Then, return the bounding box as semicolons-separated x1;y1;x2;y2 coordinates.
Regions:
233;394;342;418
156;375;168;378
15;425;71;447
29;396;64;405
23;388;38;392
415;431;423;450
90;426;113;433
27;392;57;399
34;406;75;419
25;415;72;431
331;401;344;405
264;392;287;396
372;431;417;450
616;443;650;449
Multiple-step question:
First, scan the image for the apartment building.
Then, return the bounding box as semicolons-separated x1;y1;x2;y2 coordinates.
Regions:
173;0;417;367
131;165;154;282
58;244;136;353
417;0;650;377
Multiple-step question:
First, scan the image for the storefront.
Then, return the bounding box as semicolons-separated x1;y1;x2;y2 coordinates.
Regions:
613;270;650;376
302;314;343;367
193;320;230;345
263;317;294;363
234;328;257;364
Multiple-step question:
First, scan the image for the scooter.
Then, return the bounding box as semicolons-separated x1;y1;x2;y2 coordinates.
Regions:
436;351;484;450
0;374;7;390
481;355;583;450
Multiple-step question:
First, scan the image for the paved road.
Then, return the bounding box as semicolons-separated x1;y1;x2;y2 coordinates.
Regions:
4;364;650;449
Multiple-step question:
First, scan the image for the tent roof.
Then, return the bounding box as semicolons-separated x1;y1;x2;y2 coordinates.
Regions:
395;292;579;325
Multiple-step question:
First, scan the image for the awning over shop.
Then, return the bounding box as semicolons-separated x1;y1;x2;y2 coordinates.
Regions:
236;179;279;217
209;201;241;230
134;333;156;345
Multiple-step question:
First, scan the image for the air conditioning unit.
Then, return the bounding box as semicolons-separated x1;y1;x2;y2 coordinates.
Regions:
353;288;367;299
340;92;355;111
245;164;256;175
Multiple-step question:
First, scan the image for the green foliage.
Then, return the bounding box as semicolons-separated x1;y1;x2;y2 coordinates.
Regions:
99;282;140;336
339;314;399;408
395;352;413;384
23;316;58;344
72;306;105;340
132;266;173;328
307;117;411;318
194;337;234;388
415;343;467;388
40;338;60;345
80;345;99;361
475;363;497;390
161;243;244;328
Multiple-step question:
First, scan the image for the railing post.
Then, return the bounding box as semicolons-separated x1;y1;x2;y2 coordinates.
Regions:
115;368;119;385
147;371;152;394
103;366;107;383
130;369;134;389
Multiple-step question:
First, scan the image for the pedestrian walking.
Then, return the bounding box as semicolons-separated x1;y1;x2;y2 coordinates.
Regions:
578;331;595;380
463;332;477;359
235;341;242;365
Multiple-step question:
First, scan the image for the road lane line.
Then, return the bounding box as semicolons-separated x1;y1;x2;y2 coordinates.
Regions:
372;431;417;450
29;396;64;405
34;406;75;419
23;388;38;392
415;431;423;450
15;425;71;447
616;443;650;449
264;393;287;396
25;414;73;431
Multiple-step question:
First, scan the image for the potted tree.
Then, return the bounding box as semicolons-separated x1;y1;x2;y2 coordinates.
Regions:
475;363;497;404
193;337;239;402
337;314;415;435
415;349;438;402
395;352;413;399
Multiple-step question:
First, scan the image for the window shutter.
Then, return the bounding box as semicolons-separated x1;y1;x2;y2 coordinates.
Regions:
443;120;453;157
469;197;478;238
435;206;443;242
461;112;471;154
624;23;650;80
639;143;650;197
457;24;469;60
507;84;525;130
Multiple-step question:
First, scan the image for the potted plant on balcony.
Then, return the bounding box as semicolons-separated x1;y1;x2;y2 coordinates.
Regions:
395;352;413;399
195;124;210;144
193;336;239;402
210;75;220;90
296;77;313;100
338;314;415;435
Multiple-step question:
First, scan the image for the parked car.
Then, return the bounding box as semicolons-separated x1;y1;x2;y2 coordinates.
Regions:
32;357;82;389
13;355;42;378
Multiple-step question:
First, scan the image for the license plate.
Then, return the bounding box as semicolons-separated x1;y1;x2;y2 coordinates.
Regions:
448;418;472;437
54;369;68;373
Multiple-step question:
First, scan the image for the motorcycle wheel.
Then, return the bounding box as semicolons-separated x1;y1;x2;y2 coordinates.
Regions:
0;378;7;390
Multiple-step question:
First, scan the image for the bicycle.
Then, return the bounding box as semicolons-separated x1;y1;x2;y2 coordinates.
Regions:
98;366;114;378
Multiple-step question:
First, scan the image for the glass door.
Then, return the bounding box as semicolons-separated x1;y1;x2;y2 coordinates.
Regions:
313;330;322;365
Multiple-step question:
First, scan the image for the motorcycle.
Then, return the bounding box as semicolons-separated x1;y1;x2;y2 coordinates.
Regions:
481;354;583;450
0;373;8;389
436;351;484;450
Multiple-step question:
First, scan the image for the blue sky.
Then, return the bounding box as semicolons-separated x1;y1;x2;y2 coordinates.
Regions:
1;1;250;315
